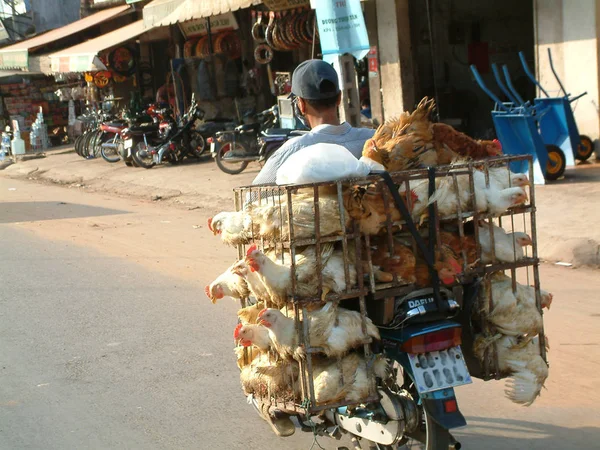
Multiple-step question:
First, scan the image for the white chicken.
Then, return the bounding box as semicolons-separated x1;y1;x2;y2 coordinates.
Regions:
240;354;299;402
231;259;272;303
208;193;345;247
477;220;533;263
409;169;529;222
474;334;548;405
234;323;272;351
482;273;552;337
257;303;380;360
485;167;530;191
245;243;356;305
205;263;250;303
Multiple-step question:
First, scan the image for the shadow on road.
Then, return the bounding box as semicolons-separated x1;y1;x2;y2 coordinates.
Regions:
456;416;600;449
0;202;128;224
553;162;600;185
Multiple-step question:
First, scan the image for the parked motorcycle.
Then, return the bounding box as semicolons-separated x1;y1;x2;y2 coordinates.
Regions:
120;106;175;166
132;99;205;169
210;105;306;175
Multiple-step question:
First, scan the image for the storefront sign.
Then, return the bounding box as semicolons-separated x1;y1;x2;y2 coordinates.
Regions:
263;0;310;11
311;0;369;64
50;55;106;73
179;12;238;38
0;50;28;69
368;46;378;77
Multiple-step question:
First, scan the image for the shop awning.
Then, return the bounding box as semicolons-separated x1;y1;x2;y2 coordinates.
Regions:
0;70;44;78
0;5;131;70
143;0;185;28
148;0;262;27
48;20;150;73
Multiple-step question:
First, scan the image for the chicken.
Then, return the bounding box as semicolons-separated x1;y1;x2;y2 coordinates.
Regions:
480;273;551;337
205;263;250;303
474;334;548;405
439;230;478;268
234;323;272;351
343;184;420;235
245;243;356;304
370;237;417;284
237;301;265;324
231;259;272;304
240;353;300;402
431;123;503;159
361;98;449;172
413;245;464;288
485;167;530;191
208;211;255;246
311;353;388;405
476;220;532;263
208;193;346;247
257;303;380;360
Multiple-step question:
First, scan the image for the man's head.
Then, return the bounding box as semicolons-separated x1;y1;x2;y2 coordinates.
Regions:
292;59;341;128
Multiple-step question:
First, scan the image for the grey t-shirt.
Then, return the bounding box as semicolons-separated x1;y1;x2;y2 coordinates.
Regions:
251;122;375;185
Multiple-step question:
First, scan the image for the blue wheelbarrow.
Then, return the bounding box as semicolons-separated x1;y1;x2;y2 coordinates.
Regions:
470;65;566;184
519;49;594;163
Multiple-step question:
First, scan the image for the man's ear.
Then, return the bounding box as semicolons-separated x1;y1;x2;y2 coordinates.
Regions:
298;97;307;115
335;92;342;106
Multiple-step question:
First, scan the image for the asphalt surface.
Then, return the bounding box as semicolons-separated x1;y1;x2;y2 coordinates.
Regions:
1;178;600;450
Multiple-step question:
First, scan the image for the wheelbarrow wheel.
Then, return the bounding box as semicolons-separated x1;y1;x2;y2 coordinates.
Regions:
576;135;594;161
545;145;566;180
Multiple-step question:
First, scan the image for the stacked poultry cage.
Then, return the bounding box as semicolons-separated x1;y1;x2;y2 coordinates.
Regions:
206;98;550;420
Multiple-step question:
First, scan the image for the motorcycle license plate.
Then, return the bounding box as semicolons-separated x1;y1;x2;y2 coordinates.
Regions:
124;138;133;149
407;346;472;394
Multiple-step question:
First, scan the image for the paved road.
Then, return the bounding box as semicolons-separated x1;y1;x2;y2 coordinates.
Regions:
1;177;599;450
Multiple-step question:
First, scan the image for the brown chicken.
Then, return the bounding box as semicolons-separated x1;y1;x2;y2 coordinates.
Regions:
370;237;417;285
361;97;504;173
343;184;418;235
439;230;479;269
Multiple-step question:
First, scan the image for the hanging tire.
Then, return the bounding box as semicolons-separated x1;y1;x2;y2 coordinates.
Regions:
576;134;594;161
545;144;566;180
99;133;121;163
90;130;104;158
132;141;156;169
215;142;250;175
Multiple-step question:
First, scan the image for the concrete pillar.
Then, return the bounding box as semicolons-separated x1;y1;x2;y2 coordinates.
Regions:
363;0;383;124
375;0;415;120
534;0;600;141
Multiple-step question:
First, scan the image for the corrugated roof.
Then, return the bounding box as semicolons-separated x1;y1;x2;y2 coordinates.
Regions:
143;0;184;28
145;0;261;28
0;5;131;53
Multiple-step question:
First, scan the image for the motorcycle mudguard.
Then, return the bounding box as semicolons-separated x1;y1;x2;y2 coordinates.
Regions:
420;388;466;429
381;321;467;430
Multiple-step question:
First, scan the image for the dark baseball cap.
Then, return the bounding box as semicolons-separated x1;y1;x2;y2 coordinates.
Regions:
291;59;340;100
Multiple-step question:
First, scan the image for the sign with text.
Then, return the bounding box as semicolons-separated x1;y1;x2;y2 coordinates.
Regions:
310;0;369;63
178;12;238;38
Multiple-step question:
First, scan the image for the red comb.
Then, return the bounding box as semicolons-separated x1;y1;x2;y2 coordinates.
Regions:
450;258;462;274
207;217;213;232
233;323;243;340
204;285;210;298
257;308;268;318
493;139;502;149
246;244;258;258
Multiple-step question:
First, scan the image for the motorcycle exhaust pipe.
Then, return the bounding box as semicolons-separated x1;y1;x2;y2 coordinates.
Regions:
101;143;119;149
221;156;258;162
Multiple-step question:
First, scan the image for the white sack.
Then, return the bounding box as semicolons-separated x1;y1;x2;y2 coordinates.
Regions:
276;143;371;185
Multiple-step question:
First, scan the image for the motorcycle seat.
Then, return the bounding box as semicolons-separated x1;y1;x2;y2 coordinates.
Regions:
235;123;261;134
105;120;127;128
129;123;159;133
263;128;297;136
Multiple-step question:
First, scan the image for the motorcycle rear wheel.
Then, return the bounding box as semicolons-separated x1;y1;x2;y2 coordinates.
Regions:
132;142;155;169
100;133;121;163
189;131;206;157
215;142;249;175
389;362;453;450
74;134;85;157
82;131;95;158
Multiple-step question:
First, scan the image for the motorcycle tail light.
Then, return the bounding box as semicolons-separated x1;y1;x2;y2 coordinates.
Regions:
443;399;458;413
169;143;176;150
207;137;213;144
400;327;461;354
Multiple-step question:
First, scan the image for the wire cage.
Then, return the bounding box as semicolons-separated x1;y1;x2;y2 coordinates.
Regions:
231;154;548;414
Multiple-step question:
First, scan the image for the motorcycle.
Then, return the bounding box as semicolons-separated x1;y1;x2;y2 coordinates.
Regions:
132;99;205;169
210;105;306;175
120;106;175;166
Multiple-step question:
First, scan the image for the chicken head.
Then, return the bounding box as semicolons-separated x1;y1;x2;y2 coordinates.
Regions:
508;188;529;207
513;232;533;247
257;308;282;328
234;323;253;347
438;256;462;285
245;244;264;272
511;174;530;187
205;283;224;303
